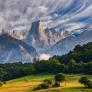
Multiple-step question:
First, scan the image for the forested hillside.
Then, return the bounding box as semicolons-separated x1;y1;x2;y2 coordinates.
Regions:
52;42;92;64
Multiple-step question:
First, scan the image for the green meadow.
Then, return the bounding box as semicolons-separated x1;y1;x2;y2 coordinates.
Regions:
0;73;92;92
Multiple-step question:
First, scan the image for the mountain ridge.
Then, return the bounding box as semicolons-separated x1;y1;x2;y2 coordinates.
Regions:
49;30;92;55
0;33;37;63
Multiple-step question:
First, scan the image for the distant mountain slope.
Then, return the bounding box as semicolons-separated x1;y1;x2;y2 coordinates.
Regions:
0;33;37;63
49;30;92;55
53;42;92;63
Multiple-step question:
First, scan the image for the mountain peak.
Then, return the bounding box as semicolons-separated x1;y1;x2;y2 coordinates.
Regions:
0;33;37;63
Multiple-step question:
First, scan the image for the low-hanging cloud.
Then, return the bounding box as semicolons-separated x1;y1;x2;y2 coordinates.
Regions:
39;54;51;60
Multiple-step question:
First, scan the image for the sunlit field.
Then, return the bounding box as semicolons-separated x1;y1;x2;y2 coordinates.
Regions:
0;73;92;92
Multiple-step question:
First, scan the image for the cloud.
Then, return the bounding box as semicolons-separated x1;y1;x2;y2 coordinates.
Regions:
38;6;48;13
65;23;86;32
0;0;91;34
39;54;51;60
75;5;92;18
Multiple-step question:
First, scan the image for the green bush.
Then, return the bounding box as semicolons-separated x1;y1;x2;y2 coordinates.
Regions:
87;81;92;88
40;83;49;89
33;83;49;91
33;85;42;91
79;77;92;88
24;78;28;82
33;79;53;91
0;81;2;87
79;77;89;88
53;81;60;87
55;73;65;83
3;81;6;84
44;79;52;85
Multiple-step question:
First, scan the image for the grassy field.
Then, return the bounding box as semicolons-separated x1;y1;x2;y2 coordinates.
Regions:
0;73;92;92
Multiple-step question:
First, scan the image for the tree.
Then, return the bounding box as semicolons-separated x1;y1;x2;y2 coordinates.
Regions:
84;62;92;74
68;59;76;73
79;77;89;88
48;59;62;73
55;73;65;83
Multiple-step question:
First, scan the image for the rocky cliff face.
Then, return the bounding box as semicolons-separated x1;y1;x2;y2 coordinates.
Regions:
25;20;69;54
25;20;92;56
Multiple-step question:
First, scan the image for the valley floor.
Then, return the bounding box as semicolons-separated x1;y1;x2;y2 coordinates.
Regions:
0;73;92;92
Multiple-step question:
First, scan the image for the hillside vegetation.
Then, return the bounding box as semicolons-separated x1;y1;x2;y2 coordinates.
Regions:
0;73;92;92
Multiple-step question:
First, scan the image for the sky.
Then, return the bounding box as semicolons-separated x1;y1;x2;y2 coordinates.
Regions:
0;0;92;33
0;0;92;61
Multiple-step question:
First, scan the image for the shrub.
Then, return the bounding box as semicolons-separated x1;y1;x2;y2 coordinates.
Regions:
3;81;6;84
53;81;60;87
24;78;28;82
79;77;89;88
79;77;92;88
33;79;53;91
55;73;65;83
40;83;49;89
33;85;42;91
44;79;52;85
87;81;92;88
33;83;49;91
0;81;2;87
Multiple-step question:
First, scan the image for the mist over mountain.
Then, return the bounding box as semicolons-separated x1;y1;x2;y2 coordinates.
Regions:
0;0;92;62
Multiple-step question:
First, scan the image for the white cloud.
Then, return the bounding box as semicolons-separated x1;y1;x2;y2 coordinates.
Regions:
75;5;92;18
0;0;91;33
39;54;51;60
65;23;86;32
38;6;48;13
